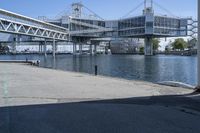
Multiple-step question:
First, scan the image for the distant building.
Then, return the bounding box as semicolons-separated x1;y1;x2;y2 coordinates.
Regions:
110;39;143;54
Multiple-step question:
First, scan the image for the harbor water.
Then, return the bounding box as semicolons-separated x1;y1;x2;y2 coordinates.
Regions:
0;54;197;86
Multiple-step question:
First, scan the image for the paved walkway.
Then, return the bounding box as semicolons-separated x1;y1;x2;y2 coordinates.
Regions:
0;63;192;106
0;63;200;133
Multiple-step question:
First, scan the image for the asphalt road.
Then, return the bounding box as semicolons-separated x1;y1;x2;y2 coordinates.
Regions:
1;94;200;133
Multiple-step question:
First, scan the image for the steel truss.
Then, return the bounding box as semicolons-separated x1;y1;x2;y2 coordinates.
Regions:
0;9;69;41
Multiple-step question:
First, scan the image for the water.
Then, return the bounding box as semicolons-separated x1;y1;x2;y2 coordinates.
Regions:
0;54;197;86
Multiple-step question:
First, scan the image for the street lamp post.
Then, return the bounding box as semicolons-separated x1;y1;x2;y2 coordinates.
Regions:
197;0;200;92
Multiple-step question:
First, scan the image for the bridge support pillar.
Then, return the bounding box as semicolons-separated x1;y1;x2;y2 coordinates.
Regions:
73;43;77;55
39;43;43;54
144;37;153;56
94;44;97;55
52;39;56;57
89;44;93;55
12;42;16;54
41;44;43;53
55;43;58;53
79;43;83;55
38;44;40;53
44;40;47;57
12;35;20;54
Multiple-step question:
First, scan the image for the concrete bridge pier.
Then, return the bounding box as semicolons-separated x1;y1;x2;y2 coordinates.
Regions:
89;44;93;55
144;37;153;56
55;42;58;53
73;43;77;55
39;43;43;54
94;44;97;55
38;44;40;53
79;43;83;55
43;40;47;57
11;41;16;54
12;35;20;54
52;39;56;57
91;40;99;55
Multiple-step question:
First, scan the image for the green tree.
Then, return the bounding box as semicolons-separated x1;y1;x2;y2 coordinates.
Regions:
0;44;9;53
139;46;144;53
171;38;187;51
152;38;160;51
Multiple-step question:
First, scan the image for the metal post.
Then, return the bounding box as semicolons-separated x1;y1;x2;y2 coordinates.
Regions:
53;39;56;57
197;0;200;91
95;65;98;76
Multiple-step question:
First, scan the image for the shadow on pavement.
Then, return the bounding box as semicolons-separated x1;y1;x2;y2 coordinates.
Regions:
0;94;200;133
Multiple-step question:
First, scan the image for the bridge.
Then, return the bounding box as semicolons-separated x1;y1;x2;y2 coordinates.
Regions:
0;8;69;56
0;0;197;56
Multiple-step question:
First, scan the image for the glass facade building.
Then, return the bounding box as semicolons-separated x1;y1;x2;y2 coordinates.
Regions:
154;16;188;36
117;15;188;38
118;16;146;37
45;8;188;39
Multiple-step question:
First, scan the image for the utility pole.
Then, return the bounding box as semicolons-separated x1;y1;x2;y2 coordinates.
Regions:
197;0;200;92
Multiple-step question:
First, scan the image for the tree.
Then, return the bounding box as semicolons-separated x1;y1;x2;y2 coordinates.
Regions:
171;38;187;51
152;38;160;51
139;46;144;53
0;44;9;53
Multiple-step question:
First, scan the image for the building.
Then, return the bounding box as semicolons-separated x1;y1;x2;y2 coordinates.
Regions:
40;0;189;55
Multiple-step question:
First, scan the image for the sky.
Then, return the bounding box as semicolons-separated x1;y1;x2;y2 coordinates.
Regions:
0;0;197;20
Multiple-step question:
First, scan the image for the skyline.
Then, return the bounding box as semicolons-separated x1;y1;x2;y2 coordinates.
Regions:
0;0;197;20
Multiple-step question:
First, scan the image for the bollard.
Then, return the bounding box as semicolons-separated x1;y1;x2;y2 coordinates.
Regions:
36;60;40;66
95;65;98;76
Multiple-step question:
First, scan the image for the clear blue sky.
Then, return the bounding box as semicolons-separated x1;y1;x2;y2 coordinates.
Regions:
0;0;197;20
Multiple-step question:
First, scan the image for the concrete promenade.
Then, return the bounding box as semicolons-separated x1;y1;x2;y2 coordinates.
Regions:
0;63;200;133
